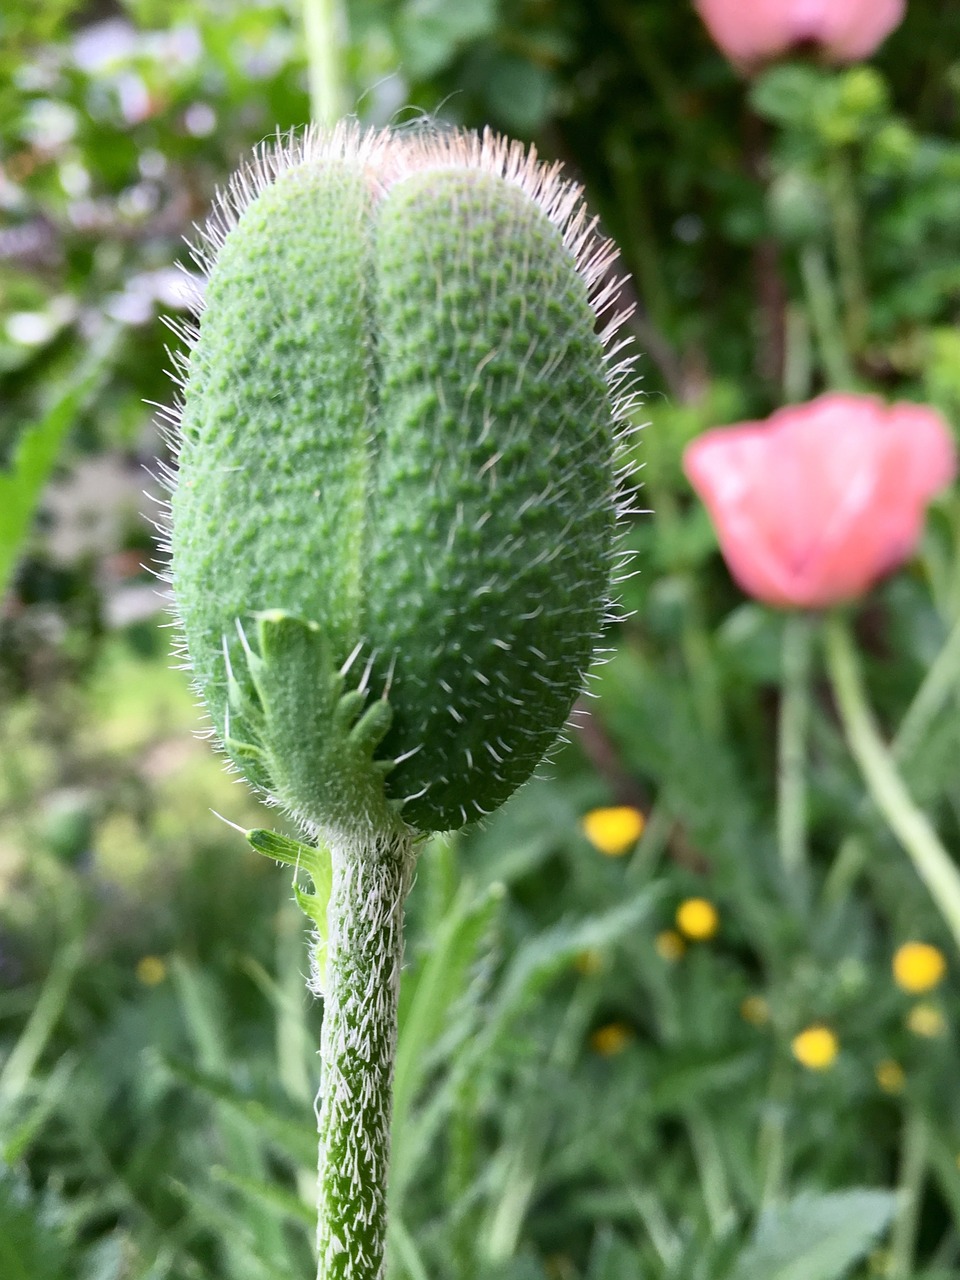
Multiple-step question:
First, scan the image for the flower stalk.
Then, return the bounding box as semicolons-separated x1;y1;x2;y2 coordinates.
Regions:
777;611;813;885
303;0;346;128
824;612;960;952
316;831;416;1279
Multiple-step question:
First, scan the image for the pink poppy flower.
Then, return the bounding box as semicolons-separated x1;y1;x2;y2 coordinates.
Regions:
695;0;905;71
683;394;956;609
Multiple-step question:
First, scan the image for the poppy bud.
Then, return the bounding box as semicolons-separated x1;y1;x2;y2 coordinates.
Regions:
167;124;636;838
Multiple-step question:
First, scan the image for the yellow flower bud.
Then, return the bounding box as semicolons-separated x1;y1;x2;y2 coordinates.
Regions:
589;1022;633;1056
875;1060;905;1094
676;897;719;941
893;942;946;994
740;995;770;1027
906;1002;946;1038
581;806;645;857
655;929;686;962
791;1024;838;1071
136;955;168;987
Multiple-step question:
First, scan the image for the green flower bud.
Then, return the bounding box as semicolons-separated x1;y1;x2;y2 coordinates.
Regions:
767;170;830;245
166;124;635;839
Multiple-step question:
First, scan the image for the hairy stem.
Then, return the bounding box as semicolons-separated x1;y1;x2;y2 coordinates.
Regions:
316;828;416;1280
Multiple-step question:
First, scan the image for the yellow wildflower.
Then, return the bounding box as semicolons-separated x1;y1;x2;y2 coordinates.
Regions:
590;1022;633;1056
868;1248;891;1275
791;1024;838;1070
906;1002;946;1038
574;949;604;976
676;897;719;941
545;1256;576;1280
581;806;645;856
655;929;686;962
740;995;770;1026
892;942;946;994
136;955;167;987
875;1060;905;1094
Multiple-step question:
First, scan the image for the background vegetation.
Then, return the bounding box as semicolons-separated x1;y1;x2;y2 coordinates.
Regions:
2;1;960;1278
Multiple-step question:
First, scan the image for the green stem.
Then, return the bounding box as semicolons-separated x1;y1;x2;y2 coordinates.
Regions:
303;0;346;127
823;609;960;906
782;303;813;404
681;594;723;737
822;832;869;905
828;149;868;355
824;613;960;953
888;1109;928;1280
757;1053;791;1208
606;134;672;337
892;609;960;765
0;936;83;1107
316;829;416;1280
778;613;813;884
685;1106;733;1235
799;244;856;391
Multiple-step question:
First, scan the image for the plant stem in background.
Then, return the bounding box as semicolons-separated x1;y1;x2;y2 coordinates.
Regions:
888;1109;928;1280
798;244;856;391
778;612;813;886
828;150;868;356
303;0;346;127
681;584;724;738
315;832;416;1280
0;937;83;1109
823;609;960;905
892;610;960;765
824;612;960;953
782;303;813;404
757;1053;791;1208
822;832;869;905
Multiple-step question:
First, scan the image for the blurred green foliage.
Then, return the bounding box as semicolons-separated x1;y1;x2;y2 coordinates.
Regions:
3;1;960;1278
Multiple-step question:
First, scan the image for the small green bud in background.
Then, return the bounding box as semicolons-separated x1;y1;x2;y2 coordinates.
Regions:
767;170;830;246
167;123;636;843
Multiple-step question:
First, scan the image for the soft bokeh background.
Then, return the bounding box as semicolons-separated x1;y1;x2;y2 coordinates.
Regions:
3;2;960;1278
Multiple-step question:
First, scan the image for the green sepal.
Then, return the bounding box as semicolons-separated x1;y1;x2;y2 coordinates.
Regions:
222;610;404;834
245;826;333;991
222;735;272;793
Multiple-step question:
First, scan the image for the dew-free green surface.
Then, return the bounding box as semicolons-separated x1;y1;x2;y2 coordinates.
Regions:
172;158;617;833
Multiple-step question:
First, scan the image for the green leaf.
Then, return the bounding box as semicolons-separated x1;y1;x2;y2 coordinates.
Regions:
210;1166;315;1230
0;938;84;1110
244;828;333;988
162;1057;315;1167
0;330;116;600
748;65;829;128
480;886;663;1051
2;1054;77;1164
390;875;504;1203
167;1177;298;1280
0;1164;71;1280
586;1228;649;1280
398;0;498;77
728;1190;896;1280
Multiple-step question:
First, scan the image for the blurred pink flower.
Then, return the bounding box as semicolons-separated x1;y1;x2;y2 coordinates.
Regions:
695;0;905;70
683;394;956;609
